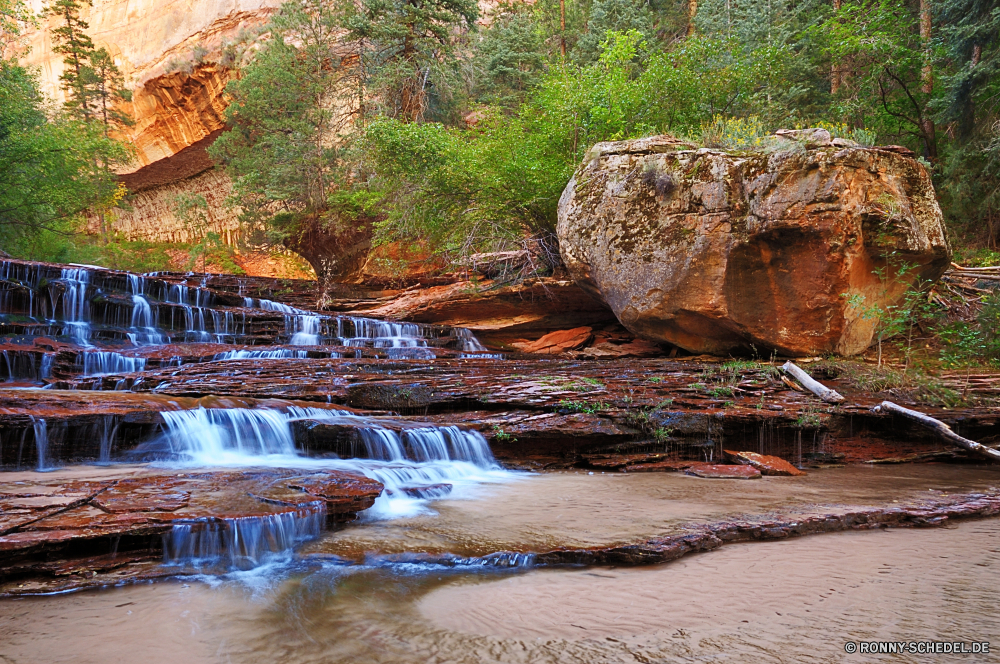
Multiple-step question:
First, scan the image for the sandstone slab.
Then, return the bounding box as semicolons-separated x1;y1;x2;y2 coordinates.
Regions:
511;327;594;354
725;450;807;476
557;135;951;356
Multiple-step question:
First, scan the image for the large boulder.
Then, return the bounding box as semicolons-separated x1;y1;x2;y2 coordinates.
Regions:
556;135;951;356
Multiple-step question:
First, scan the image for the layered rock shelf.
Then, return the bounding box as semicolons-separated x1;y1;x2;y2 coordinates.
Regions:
1;257;997;593
0;468;383;593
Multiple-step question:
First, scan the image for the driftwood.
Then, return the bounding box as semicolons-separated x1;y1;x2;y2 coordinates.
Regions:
873;401;1000;463
781;361;845;403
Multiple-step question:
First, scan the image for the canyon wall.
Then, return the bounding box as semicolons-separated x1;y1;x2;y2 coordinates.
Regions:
21;0;280;242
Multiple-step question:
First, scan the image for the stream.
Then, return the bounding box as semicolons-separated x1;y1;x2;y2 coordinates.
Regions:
2;258;999;662
2;466;999;663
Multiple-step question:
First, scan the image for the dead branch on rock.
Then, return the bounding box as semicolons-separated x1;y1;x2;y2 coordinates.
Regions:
782;361;845;403
873;401;1000;463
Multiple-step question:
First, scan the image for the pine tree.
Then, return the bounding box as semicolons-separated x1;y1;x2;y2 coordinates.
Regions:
89;47;133;135
344;0;479;121
937;0;1000;138
48;0;96;120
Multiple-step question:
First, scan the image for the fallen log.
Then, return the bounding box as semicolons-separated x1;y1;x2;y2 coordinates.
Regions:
873;401;1000;463
781;361;845;403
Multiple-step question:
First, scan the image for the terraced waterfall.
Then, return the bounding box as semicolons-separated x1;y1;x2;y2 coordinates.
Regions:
1;258;999;664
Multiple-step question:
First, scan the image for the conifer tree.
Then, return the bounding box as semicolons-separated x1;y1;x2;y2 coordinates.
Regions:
89;46;133;135
344;0;479;121
47;0;96;120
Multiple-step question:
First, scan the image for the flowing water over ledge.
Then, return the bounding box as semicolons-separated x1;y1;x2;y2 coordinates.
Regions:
4;258;1000;662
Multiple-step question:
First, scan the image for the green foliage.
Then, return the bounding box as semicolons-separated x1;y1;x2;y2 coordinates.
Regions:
0;60;129;256
939;293;1000;368
363;110;573;260
340;0;478;122
209;0;354;231
572;0;655;64
88;47;133;135
808;0;938;156
701;115;771;150
47;0;96;121
841;257;938;367
363;29;800;263
1;0;34;49
473;10;545;105
558;399;610;413
491;425;517;443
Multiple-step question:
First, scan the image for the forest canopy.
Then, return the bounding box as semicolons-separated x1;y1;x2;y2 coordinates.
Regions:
207;0;1000;274
1;0;999;269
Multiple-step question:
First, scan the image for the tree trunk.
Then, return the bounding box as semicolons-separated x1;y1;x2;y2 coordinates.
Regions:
919;0;937;159
781;362;845;403
687;0;697;36
559;0;566;57
831;0;841;94
874;401;1000;463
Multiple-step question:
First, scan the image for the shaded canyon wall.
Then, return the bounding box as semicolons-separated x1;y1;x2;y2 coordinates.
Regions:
20;0;280;243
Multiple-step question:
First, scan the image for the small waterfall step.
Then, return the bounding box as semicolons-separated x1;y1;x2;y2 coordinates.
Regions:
0;258;492;372
0;468;384;579
292;416;494;465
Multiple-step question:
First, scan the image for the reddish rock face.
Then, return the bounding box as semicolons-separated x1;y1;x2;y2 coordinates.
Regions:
512;327;594;354
573;338;664;359
725;450;807;476
0;469;384;583
557;135;951;356
684;464;762;479
356;278;616;346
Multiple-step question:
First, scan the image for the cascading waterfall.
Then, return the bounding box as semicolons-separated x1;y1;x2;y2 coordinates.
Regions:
153;407;509;519
2;261;491;365
93;415;120;463
127;275;166;345
60;268;92;346
32;417;49;471
256;299;323;346
290;315;321;345
1;350;47;382
212;349;313;361
163;506;326;569
145;406;510;567
77;351;147;376
357;426;496;467
455;327;487;352
158;408;305;457
344;318;426;348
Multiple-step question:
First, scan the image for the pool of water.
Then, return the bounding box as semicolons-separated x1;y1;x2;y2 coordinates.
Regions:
307;464;1000;559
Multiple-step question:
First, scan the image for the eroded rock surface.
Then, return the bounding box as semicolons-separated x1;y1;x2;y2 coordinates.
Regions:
725;450;807;476
0;469;382;590
557;135;951;356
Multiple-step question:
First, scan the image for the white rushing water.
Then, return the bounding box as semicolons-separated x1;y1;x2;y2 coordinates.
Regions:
60;268;92;346
150;406;517;568
212;349;312;361
127;275;167;345
32;417;49;471
153;407;516;520
164;507;327;569
77;351;147;376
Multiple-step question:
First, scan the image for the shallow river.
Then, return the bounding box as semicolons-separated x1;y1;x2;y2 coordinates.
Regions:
3;465;999;663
